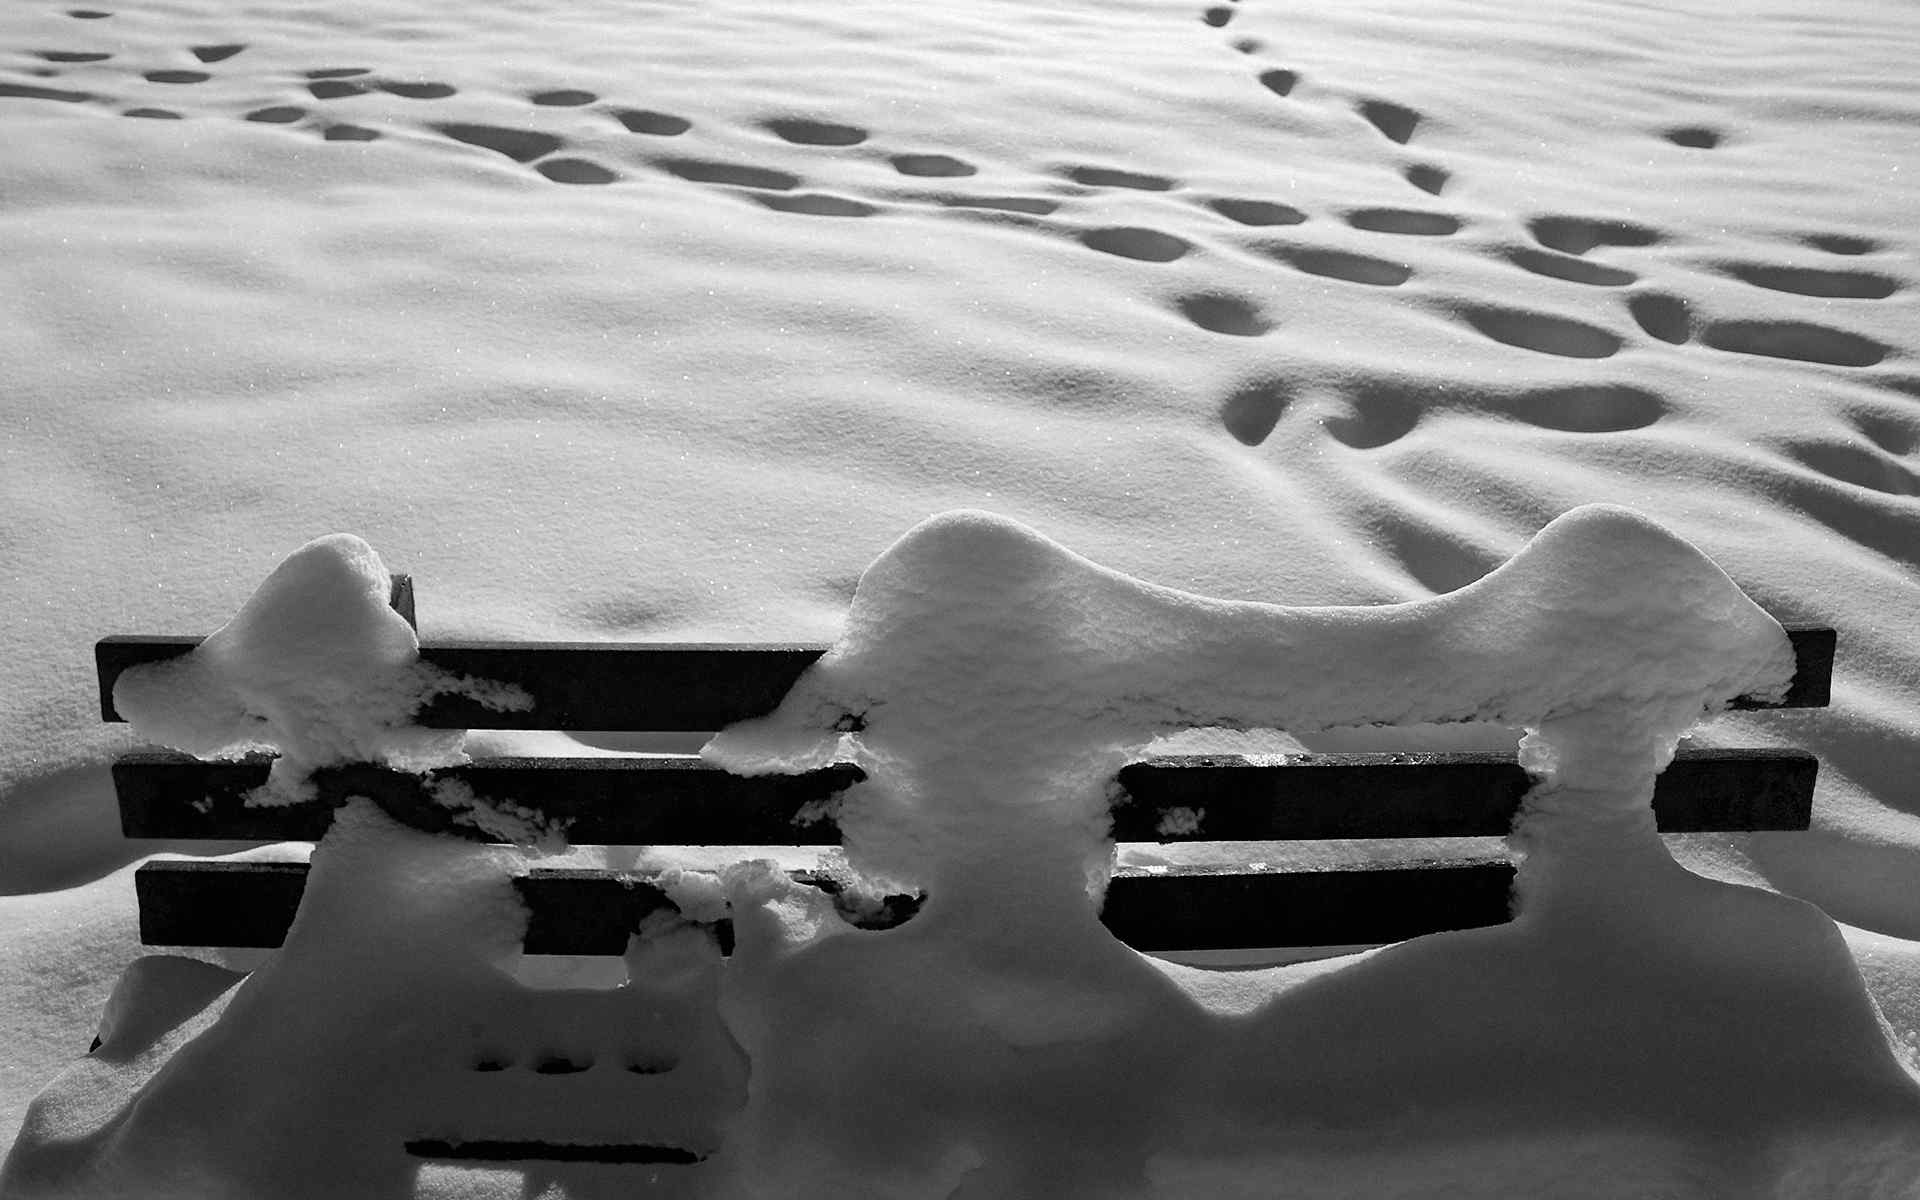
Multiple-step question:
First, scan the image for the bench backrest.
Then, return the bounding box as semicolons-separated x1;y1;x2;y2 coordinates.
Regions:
97;575;1836;954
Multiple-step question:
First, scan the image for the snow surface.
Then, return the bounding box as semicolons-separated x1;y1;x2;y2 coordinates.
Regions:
1;0;1919;1190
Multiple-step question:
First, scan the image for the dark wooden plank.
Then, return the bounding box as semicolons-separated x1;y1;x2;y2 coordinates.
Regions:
515;868;695;955
413;643;829;731
94;638;830;728
134;858;1514;953
96;623;1836;728
136;859;309;950
1112;745;1815;841
114;751;862;844
1101;859;1516;951
388;574;417;632
114;745;1814;844
404;1140;704;1165
134;860;839;954
1640;746;1819;830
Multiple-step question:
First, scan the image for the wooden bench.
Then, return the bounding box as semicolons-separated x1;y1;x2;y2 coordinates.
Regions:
95;573;1837;958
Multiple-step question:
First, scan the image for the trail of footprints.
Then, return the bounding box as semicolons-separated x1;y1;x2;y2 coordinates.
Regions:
5;3;1912;464
1189;0;1909;461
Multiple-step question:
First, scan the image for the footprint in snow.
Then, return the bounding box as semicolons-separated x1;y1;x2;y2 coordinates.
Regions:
309;78;367;99
1175;292;1272;336
379;80;458;100
613;108;691;136
764;117;867;146
1503;245;1637;287
657;158;798;191
1264;244;1412;287
1220;379;1291;446
1063;164;1177;191
1078;227;1191;263
1345;207;1461;236
1205;197;1306;226
1712;261;1899;300
751;192;876;216
1257;68;1298;97
433;122;565;163
1457;304;1623;359
1626;293;1691;344
1527;215;1662;256
1358;99;1421;144
1663;126;1722;149
891;153;975;177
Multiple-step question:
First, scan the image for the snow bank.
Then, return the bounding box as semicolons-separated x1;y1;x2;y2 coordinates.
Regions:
7;505;1916;1199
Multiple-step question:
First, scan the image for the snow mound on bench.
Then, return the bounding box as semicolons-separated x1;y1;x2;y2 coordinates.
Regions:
111;534;499;793
705;502;1795;910
696;504;1917;1195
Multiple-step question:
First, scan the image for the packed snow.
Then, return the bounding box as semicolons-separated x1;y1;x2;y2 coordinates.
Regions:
1;0;1919;1192
110;533;519;797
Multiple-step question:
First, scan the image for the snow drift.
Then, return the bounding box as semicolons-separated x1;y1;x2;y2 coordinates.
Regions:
5;508;1916;1198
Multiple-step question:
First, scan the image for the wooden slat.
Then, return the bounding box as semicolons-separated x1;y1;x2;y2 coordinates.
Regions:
95;624;1836;728
133;857;1518;953
512;869;916;954
137;860;310;951
415;643;830;731
1113;745;1816;840
94;639;829;729
113;752;863;844
388;574;417;631
1759;624;1834;709
404;1139;703;1165
1102;859;1516;951
113;745;1815;844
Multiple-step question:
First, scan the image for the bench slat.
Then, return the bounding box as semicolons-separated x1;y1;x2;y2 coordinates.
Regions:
133;857;1519;954
403;1140;704;1166
114;752;861;845
95;625;1836;728
112;745;1814;845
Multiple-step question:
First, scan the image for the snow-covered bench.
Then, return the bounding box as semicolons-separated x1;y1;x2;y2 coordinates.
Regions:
94;573;1835;958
